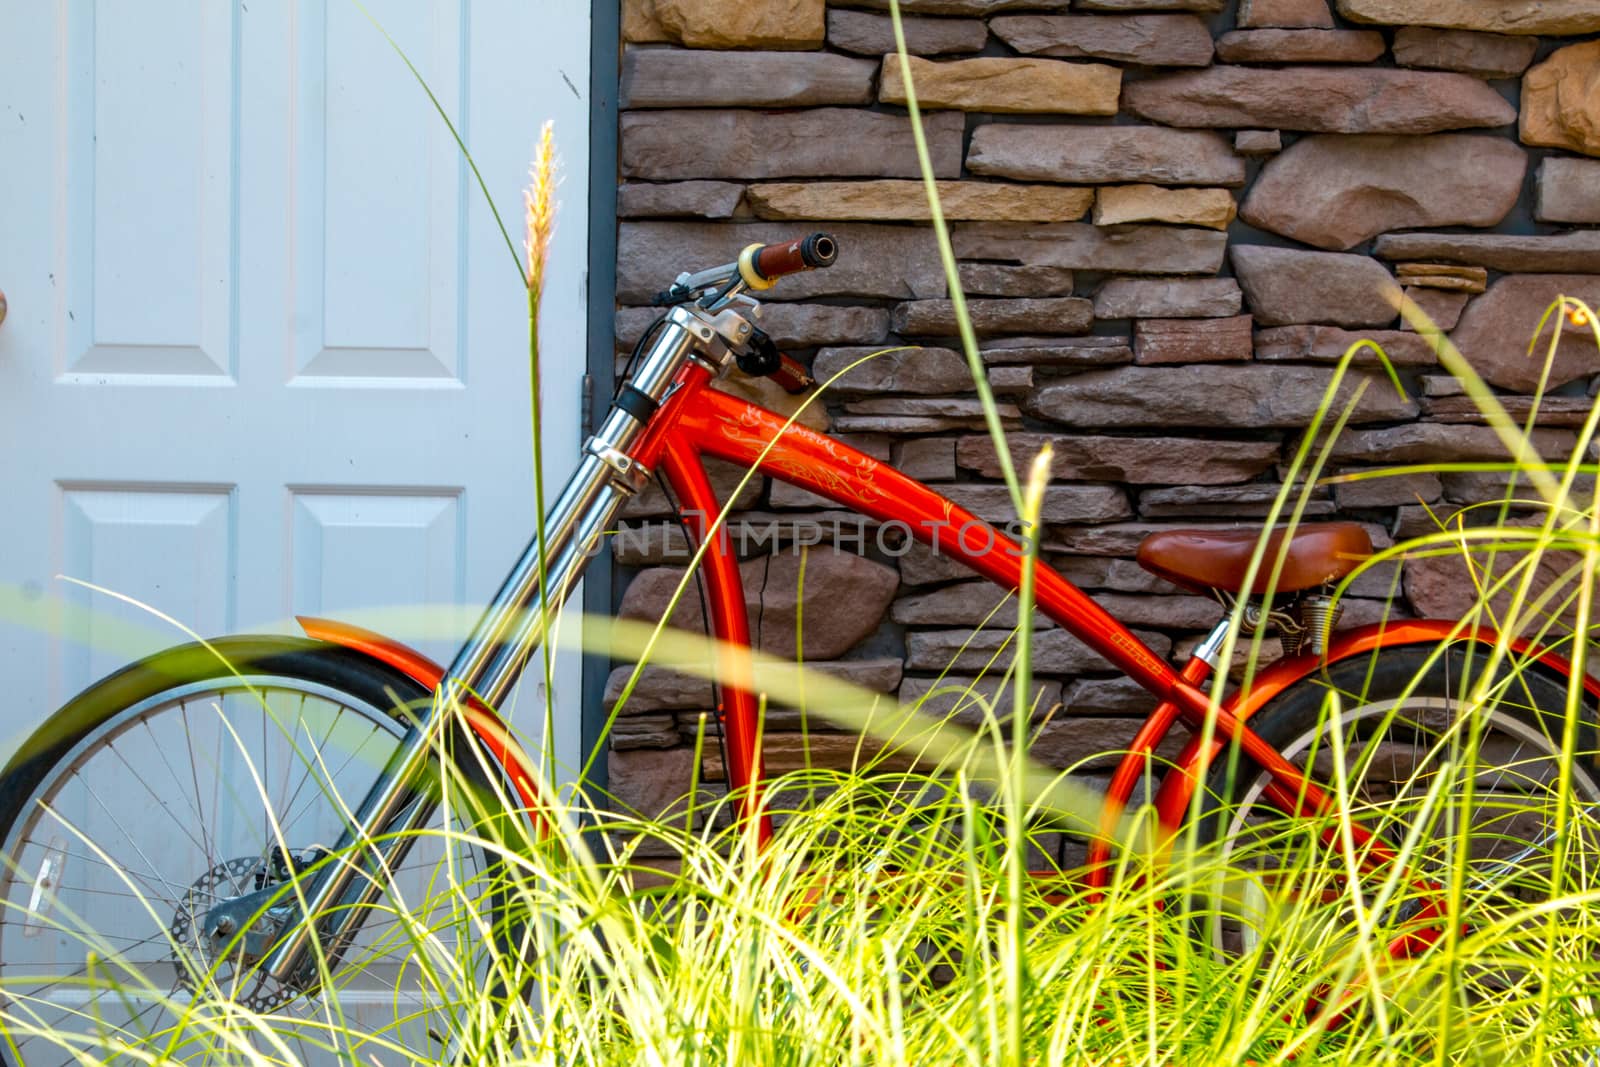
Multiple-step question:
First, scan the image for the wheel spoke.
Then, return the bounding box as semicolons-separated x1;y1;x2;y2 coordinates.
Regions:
180;701;217;876
102;742;212;860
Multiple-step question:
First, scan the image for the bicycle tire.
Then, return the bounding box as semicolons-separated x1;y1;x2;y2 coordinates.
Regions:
1190;643;1600;963
0;637;511;1067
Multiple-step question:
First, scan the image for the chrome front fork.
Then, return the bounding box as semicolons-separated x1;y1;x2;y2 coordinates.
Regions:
260;306;728;984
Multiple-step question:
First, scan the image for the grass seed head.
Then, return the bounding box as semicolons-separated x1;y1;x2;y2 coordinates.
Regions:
524;120;558;293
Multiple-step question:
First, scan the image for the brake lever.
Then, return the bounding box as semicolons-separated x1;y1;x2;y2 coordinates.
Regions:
651;284;693;307
735;326;783;378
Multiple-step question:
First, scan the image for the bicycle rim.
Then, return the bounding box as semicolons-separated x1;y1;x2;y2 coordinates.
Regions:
1207;678;1600;966
0;667;503;1067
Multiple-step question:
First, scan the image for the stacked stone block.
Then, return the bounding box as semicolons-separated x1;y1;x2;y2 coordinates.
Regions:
610;0;1600;816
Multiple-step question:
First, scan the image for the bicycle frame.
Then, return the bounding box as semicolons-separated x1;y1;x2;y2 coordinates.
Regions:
266;286;1600;983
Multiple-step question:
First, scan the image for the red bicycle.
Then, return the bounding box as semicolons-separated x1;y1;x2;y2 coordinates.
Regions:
1;234;1595;1062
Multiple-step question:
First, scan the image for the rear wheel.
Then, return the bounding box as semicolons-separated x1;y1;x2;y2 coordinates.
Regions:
1194;644;1600;966
0;638;512;1067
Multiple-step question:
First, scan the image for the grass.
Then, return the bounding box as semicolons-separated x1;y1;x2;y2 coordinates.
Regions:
8;368;1600;1063
5;5;1600;1064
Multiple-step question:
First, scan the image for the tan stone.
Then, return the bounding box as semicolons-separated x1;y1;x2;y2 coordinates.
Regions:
1337;0;1600;35
608;748;708;820
623;0;672;41
1093;185;1237;231
1521;42;1600;157
1395;275;1485;293
880;53;1120;114
1395;263;1488;293
655;0;825;49
1396;263;1489;284
747;181;1094;222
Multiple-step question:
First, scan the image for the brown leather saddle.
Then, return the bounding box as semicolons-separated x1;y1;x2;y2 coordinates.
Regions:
1136;522;1372;597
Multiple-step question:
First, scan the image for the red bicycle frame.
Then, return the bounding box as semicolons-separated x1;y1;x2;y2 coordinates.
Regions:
629;361;1355;851
308;353;1600;897
244;236;1600;988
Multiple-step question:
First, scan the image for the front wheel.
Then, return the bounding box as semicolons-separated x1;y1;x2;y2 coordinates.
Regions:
1194;643;1600;964
0;638;508;1067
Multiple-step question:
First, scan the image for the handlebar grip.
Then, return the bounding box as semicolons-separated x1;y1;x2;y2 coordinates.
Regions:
738;233;838;289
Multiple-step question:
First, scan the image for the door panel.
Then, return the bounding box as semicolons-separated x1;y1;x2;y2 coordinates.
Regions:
300;0;466;379
59;486;236;693
69;0;235;380
291;488;464;662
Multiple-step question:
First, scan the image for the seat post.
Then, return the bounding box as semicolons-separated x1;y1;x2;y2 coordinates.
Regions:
1190;617;1234;671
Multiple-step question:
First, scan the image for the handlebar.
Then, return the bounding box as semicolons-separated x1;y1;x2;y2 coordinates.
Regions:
644;234;837;393
737;233;838;289
651;232;839;307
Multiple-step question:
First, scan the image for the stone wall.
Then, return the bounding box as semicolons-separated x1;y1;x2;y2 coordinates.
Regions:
608;0;1600;818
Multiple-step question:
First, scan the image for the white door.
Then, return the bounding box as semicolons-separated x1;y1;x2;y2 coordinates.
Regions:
0;0;591;769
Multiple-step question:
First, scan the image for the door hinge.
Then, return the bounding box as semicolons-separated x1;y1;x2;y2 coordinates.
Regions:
581;373;594;439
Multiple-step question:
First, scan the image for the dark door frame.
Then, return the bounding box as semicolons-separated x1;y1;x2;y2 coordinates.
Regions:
580;0;620;788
